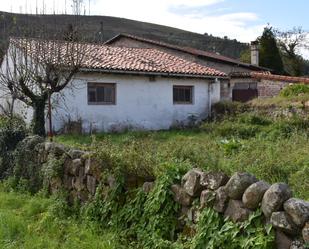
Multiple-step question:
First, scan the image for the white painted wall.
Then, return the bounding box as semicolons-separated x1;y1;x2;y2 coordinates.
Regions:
51;73;219;132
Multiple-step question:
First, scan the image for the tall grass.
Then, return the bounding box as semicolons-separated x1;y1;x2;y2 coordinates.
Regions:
0;186;120;249
55;113;309;200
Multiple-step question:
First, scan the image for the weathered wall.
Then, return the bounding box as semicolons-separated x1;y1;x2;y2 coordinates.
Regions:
39;141;309;249
257;79;291;98
52;73;217;132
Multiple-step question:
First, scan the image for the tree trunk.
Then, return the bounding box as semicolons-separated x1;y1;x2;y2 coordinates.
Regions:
32;98;47;137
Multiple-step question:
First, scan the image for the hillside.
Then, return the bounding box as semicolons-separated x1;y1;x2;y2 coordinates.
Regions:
0;11;248;59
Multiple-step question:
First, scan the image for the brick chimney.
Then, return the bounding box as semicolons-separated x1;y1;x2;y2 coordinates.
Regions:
250;41;259;66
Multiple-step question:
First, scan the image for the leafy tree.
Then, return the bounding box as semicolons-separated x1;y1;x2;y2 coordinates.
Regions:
275;27;309;76
239;48;251;64
258;26;285;74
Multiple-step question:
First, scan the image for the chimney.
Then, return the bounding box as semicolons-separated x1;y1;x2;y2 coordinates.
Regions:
250;41;259;66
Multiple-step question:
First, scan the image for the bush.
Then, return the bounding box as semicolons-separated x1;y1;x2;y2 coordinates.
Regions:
280;84;309;97
212;101;249;118
12;135;44;194
0;116;27;178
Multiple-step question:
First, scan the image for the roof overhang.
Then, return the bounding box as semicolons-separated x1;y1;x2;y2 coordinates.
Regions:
80;67;228;80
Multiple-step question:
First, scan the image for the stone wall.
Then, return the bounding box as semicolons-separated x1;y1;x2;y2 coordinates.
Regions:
38;141;309;249
257;79;291;98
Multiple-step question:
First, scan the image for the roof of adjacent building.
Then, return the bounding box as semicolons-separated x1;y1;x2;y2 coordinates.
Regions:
104;33;268;71
10;38;227;79
230;71;309;84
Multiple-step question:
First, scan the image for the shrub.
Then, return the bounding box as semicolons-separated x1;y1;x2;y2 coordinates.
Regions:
191;208;274;249
0;116;27;178
12;135;44;193
212;101;249;118
280;84;309;97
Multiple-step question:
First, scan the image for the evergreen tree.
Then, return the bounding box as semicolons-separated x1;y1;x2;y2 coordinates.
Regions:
258;27;285;74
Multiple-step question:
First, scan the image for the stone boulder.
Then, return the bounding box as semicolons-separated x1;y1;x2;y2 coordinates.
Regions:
275;230;292;249
68;149;86;159
225;173;258;200
86;175;97;195
171;184;193;207
242;181;270;209
224;200;253;223
200;172;229;190
142;182;155;193
182;169;206;197
262;183;292;218
270;212;299;235
85;157;102;181
200;189;216;208
68;159;83;176
186;207;200;224
283;198;309;228
213;186;229;213
44;142;67;158
302;222;309;243
63;175;74;191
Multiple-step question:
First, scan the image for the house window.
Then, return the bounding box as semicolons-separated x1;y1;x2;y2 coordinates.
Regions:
88;83;116;105
173;85;193;104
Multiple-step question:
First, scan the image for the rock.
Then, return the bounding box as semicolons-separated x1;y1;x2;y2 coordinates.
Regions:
171;184;193;207
224;200;253;223
284;198;309;227
200;190;216;208
302;222;309;243
290;240;305;249
225;172;258;200
142;182;155;193
275;230;292;249
86;175;97;195
44;142;67;157
107;175;117;189
77;190;89;203
200;172;229;190
49;177;62;194
242;181;270;209
182;169;205;197
68;159;83;176
213;186;229;213
270;212;299;235
85;157;102;180
186;207;200;224
68;149;85;159
63;175;74;190
262;183;292;218
73;167;86;191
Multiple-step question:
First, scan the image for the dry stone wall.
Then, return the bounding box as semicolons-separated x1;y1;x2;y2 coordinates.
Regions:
38;141;308;249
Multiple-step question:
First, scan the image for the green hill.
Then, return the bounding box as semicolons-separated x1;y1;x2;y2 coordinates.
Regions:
0;11;248;59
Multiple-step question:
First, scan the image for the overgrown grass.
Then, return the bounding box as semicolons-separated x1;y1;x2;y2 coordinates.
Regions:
0;186;120;249
55;113;309;200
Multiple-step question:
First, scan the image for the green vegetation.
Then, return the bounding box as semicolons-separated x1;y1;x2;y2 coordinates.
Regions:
258;26;285;74
55;111;309;200
0;100;308;248
280;84;309;97
0;11;247;62
0;186;120;249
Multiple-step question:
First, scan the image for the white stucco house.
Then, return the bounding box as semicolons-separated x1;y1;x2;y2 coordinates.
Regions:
0;38;227;133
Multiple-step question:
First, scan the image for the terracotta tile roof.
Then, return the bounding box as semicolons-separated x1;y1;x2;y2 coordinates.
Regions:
10;38;227;78
251;72;309;84
230;71;309;84
104;33;269;71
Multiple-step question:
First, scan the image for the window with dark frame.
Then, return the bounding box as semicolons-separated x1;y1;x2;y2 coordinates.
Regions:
173;85;193;104
88;83;116;105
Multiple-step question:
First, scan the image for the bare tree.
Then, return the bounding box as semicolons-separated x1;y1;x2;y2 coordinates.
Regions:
275;27;309;76
0;33;86;136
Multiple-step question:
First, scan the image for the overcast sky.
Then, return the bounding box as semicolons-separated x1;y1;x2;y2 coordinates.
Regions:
1;0;308;57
